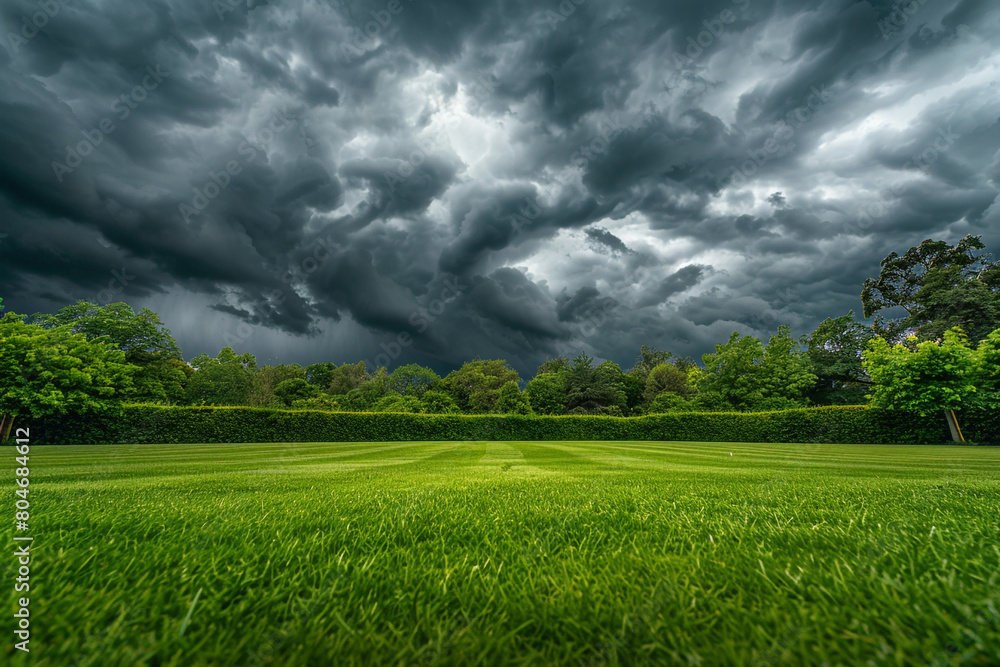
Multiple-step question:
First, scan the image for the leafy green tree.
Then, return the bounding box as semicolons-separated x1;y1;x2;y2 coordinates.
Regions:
862;327;988;440
191;347;258;372
328;362;369;395
626;346;678;413
372;394;422;413
342;367;392;410
643;363;689;404
441;360;521;413
30;301;187;403
861;235;1000;343
697;328;815;411
389;364;441;397
185;348;257;405
620;371;645;413
251;364;306;406
806;312;874;405
646;391;695;413
751;396;807;411
972;328;1000;410
536;357;570;375
305;362;337;388
420;390;460;414
863;329;977;415
672;355;698;373
912;264;1000;343
759;326;817;405
30;301;181;360
185;364;253;406
594;359;629;413
0;313;134;443
564;354;627;414
493;381;533;415
525;372;568;415
631;346;673;377
273;378;320;407
687;388;731;412
698;333;766;410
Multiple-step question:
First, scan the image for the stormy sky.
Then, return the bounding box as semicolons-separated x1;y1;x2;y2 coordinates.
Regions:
1;0;998;375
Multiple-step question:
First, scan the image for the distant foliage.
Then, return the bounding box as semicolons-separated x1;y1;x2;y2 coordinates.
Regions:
493;381;533;415
5;235;998;432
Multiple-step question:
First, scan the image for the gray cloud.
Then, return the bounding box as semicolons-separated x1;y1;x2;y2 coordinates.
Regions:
1;0;998;375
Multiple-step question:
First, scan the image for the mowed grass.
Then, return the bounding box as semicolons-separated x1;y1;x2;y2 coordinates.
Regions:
3;441;1000;666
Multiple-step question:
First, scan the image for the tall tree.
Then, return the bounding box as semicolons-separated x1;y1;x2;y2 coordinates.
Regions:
30;301;187;403
185;364;253;406
305;362;337;388
627;346;675;413
419;390;460;414
563;354;627;414
190;346;257;372
328;362;370;395
0;312;134;443
536;357;571;375
697;332;766;411
759;326;817;406
389;364;441;397
441;360;521;413
806;312;874;405
372;395;423;413
30;301;181;360
342;367;392;410
863;328;984;440
643;363;689;405
273;378;320;407
972;328;1000;411
632;346;673;375
493;381;533;415
697;328;816;411
186;348;257;405
627;346;673;385
251;364;307;406
861;235;999;343
525;372;568;415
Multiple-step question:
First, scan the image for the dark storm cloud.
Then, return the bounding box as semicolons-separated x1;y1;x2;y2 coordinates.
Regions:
339;146;463;219
636;265;710;309
1;0;998;375
556;285;614;323
583;227;633;256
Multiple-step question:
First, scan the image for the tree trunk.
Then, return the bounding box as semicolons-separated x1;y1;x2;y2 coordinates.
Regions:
944;409;966;444
0;414;15;445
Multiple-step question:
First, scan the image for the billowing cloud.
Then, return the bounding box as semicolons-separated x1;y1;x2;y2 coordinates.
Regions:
1;0;998;375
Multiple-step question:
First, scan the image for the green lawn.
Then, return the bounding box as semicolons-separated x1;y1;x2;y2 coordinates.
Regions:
4;440;999;666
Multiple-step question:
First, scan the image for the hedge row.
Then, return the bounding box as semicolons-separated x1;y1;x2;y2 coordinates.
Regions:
25;404;999;445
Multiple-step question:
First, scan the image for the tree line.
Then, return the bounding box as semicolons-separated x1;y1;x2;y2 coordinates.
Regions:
1;234;998;443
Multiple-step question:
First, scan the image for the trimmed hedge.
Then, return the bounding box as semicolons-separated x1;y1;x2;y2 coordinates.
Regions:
25;404;999;445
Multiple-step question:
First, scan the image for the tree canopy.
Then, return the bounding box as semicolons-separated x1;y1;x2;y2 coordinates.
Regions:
440;360;521;413
0;312;134;442
30;301;187;403
806;311;874;405
863;328;979;416
185;348;256;406
861;234;1000;343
